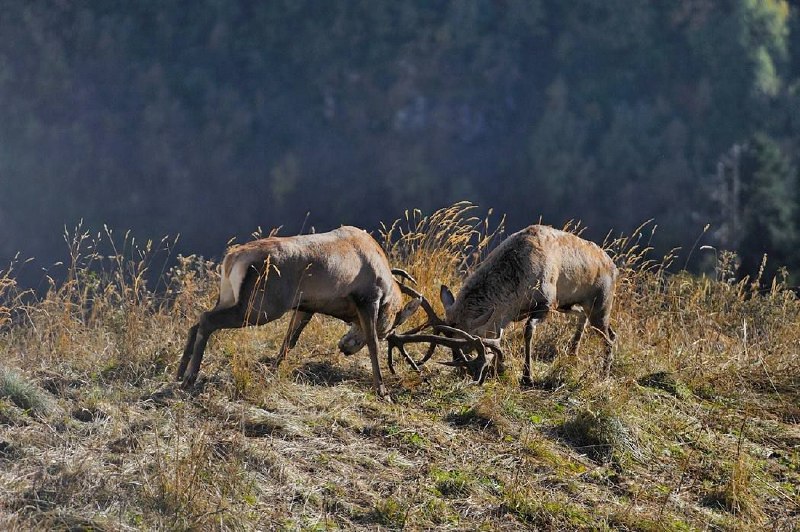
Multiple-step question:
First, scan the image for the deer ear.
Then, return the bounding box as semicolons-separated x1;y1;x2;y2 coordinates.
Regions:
440;285;455;311
395;297;421;326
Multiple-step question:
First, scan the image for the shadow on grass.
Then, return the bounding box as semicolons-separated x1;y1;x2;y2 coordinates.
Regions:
445;399;512;436
291;360;371;387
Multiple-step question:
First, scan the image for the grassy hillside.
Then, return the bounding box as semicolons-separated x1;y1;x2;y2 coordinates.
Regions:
0;204;798;530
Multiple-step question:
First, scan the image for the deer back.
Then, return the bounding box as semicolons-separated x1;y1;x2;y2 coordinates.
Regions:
445;225;616;334
216;226;402;324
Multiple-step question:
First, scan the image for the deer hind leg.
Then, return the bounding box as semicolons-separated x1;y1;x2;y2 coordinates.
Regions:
180;265;289;387
181;304;249;388
273;310;314;368
177;323;199;381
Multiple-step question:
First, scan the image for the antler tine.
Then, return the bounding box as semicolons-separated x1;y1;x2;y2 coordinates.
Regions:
472;340;491;385
431;324;502;356
441;324;500;346
417;342;438;366
386;326;505;384
478;336;502;350
396;283;445;327
387;331;474;371
429;324;504;384
387;329;484;365
433;324;478;342
387;335;421;375
388;332;475;352
391;268;417;285
437;337;495;384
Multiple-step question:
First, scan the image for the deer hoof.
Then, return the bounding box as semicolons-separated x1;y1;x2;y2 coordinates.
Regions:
376;384;392;401
180;374;197;390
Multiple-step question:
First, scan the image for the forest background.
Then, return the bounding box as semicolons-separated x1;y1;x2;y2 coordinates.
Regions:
2;0;799;284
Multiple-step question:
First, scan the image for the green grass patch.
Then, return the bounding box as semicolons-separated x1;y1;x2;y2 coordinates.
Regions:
560;406;641;464
0;366;54;416
430;468;474;498
374;496;408;528
638;371;692;400
501;486;595;528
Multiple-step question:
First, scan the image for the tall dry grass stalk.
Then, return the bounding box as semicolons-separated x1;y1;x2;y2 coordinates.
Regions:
601;220;800;395
379;201;505;332
0;203;797;530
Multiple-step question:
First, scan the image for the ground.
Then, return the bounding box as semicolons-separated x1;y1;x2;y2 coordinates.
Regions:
0;205;798;530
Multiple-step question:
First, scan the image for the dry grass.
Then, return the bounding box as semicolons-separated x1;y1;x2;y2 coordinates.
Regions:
0;204;799;530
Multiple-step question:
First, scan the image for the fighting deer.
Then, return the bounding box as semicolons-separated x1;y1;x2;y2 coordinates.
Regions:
176;226;421;397
389;224;617;385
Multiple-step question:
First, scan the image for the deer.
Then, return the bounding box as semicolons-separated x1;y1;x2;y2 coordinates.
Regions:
175;226;421;398
387;224;617;385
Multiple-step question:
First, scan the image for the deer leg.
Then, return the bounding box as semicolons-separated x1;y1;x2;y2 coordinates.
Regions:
355;297;388;398
176;323;199;380
521;318;540;387
520;302;550;386
588;303;616;378
273;310;313;368
182;305;248;389
568;313;588;357
600;325;617;377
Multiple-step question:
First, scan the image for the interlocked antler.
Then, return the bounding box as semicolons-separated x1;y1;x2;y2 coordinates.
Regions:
387;324;503;384
393;282;446;331
384;268;426;372
437;326;504;384
386;275;503;382
386;282;443;374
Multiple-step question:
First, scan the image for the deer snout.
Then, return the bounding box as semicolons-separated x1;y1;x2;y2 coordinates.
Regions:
338;325;366;355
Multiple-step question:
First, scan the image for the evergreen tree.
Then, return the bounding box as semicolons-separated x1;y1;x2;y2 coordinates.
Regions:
738;133;797;282
0;0;798;285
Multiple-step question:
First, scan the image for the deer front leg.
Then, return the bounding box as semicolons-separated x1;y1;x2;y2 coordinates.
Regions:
601;325;616;377
588;303;616;378
356;297;389;399
521;318;539;387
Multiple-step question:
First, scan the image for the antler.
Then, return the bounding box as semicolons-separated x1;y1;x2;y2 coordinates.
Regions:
436;326;504;384
386;283;482;375
394;283;446;330
387;324;504;384
385;276;503;383
391;268;417;285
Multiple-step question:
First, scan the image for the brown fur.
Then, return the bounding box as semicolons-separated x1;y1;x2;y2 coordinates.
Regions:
441;225;617;383
176;226;419;397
